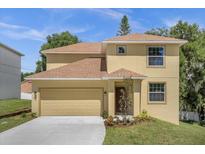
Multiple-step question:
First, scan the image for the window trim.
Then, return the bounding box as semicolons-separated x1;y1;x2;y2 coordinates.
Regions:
147;82;166;104
116;45;127;55
146;46;166;68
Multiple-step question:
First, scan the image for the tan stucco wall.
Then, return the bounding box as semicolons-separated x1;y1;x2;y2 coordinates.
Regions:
106;44;179;124
141;78;179;124
106;44;179;78
46;53;105;70
32;80;108;115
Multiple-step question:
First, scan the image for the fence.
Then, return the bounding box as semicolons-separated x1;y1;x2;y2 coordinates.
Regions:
21;92;32;100
180;111;199;122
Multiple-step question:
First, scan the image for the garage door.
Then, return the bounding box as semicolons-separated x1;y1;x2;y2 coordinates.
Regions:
40;88;103;116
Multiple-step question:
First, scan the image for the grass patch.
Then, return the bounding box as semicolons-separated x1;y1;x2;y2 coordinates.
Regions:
103;119;205;145
0;113;35;133
0;99;31;116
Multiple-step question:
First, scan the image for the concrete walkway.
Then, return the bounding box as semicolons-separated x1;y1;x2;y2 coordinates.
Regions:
0;116;105;145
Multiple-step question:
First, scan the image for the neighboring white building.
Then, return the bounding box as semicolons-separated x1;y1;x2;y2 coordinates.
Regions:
21;80;32;100
0;42;24;99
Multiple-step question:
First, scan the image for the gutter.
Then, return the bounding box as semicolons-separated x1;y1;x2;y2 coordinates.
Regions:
102;40;188;45
25;76;147;81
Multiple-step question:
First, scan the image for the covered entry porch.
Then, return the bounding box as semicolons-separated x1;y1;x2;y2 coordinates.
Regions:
107;79;143;117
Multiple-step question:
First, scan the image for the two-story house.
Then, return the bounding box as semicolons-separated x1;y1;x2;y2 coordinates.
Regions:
0;42;23;99
27;33;187;124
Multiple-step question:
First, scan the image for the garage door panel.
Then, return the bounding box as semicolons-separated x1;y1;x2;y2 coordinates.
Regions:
41;89;102;100
41;100;101;116
40;88;102;116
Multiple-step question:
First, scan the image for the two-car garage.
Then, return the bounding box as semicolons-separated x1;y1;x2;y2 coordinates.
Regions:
40;88;103;116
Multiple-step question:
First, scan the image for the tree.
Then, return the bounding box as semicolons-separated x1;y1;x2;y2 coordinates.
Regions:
145;27;170;37
35;60;42;73
170;21;205;112
117;15;131;36
21;72;34;81
118;78;133;124
37;31;80;71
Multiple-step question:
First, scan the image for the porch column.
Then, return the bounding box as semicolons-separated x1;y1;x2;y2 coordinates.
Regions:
31;90;40;116
108;80;115;116
133;80;141;116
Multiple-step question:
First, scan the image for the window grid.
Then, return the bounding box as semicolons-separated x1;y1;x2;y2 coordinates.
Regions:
149;83;165;102
148;47;165;66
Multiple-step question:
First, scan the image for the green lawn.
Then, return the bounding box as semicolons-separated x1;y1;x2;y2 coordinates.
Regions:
103;119;205;145
0;99;31;116
0;113;35;133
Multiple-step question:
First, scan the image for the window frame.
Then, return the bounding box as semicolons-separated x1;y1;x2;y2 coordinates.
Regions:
148;82;166;104
116;45;127;55
147;46;166;68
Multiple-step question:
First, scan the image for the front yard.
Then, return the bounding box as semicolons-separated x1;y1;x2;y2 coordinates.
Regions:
103;119;205;145
0;99;31;116
0;99;34;133
0;113;34;133
1;99;205;145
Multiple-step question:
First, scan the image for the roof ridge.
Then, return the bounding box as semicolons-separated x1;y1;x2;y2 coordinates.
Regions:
41;42;102;53
104;33;187;42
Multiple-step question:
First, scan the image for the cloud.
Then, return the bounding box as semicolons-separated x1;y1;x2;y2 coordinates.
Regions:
0;22;27;29
88;9;146;32
67;24;94;34
129;20;147;32
0;21;93;42
0;22;46;41
162;17;181;27
162;17;205;28
88;9;124;20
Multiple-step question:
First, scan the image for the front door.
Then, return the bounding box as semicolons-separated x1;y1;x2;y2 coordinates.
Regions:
115;87;125;115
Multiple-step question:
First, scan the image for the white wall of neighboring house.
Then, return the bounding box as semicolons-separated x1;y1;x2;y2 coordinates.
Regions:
21;92;32;100
0;43;23;99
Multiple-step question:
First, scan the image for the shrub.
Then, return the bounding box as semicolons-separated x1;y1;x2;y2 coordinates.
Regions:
134;110;152;123
104;116;114;126
21;113;27;118
102;111;108;119
199;120;205;127
31;112;37;118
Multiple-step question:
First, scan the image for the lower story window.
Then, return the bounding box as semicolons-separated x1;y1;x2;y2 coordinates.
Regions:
149;83;165;102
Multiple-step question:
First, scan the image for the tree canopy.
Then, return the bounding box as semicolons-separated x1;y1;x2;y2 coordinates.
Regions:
117;15;131;36
21;72;34;81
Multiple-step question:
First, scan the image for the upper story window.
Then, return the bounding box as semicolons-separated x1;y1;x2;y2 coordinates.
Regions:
116;45;127;54
148;46;165;66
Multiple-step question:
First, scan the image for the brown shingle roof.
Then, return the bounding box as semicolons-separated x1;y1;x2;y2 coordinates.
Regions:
26;58;146;80
41;34;187;55
104;33;185;42
42;42;103;54
21;80;32;93
27;58;107;79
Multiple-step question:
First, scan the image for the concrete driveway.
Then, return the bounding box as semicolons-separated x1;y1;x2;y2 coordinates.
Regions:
0;116;105;145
